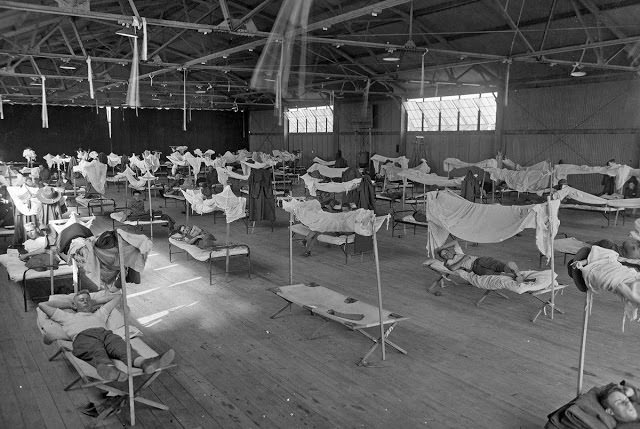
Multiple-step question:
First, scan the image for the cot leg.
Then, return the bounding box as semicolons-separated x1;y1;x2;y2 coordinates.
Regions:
247;254;251;279
357;324;406;366
475;290;495;307
49;348;64;361
64;377;83;391
209;257;213;285
270;303;292;319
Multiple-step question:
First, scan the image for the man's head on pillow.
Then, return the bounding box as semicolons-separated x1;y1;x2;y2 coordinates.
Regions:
72;289;94;313
599;384;638;423
439;248;456;261
24;222;42;240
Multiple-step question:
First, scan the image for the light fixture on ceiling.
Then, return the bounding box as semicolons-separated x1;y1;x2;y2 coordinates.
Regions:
60;59;76;70
115;26;138;38
383;49;400;62
371;8;381;16
198;28;212;35
570;63;586;77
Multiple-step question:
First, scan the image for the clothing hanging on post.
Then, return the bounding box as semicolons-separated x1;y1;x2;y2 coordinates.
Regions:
248;168;275;222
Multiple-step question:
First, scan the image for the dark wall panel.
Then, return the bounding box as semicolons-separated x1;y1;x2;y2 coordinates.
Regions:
0;105;246;162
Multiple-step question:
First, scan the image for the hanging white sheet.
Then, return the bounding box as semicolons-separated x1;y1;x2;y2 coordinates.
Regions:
306;163;348;178
370;155;410;174
424;190;559;258
107;153;122;167
181;186;246;223
485;168;552;193
281;199;388;236
300;174;361;196
6;186;41;216
73;159;107;194
397;170;463;188
443;158;498;173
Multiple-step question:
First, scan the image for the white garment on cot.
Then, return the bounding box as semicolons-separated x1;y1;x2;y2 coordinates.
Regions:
51;306;111;340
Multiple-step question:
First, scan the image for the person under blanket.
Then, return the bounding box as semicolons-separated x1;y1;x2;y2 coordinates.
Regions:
172;224;217;249
438;244;525;283
38;290;175;382
126;189;175;231
598;382;640;424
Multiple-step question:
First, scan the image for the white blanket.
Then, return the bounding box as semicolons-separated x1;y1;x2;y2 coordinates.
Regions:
370;155;410;173
424;190;559;258
181;186;246;223
443;158;498;173
485;168;552;193
300;174;361;196
281;199;388;236
306;163;348;178
397;170;463;188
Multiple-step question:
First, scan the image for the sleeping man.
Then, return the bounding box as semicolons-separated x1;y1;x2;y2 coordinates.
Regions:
598;382;640;424
438;243;525;283
38;290;175;382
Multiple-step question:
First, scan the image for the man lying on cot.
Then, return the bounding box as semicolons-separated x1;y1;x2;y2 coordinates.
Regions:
598;381;640;424
171;224;217;249
438;241;527;283
38;290;175;382
125;189;176;231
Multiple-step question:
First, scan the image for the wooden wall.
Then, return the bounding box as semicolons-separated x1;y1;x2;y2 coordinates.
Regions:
503;79;640;193
247;78;640;188
0;104;247;162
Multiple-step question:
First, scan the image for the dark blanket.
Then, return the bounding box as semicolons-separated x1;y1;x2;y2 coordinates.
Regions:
546;387;617;429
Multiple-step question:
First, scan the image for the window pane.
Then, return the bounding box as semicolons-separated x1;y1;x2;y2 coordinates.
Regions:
286;105;333;133
404;92;496;132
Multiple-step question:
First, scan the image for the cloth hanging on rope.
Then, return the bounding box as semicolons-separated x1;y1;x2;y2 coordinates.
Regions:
43;154;55;169
443;158;498;173
370;155;410;174
575;245;640;329
107;153;122;168
300;174;361;196
282;199;389;236
484;168;553;193
142;151;160;173
181;186;247;223
68;230;152;291
424;190;559;258
6;186;40;216
113;166;147;190
312;157;335;166
397;170;464;188
240;160;277;176
306;163;348;178
184;152;204;179
215;166;249;186
73;159;107;194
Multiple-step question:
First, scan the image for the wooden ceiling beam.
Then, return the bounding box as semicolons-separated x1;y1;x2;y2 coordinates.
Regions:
231;0;272;30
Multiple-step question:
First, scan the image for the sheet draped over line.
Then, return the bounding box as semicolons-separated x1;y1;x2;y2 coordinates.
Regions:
424;190;560;259
240;159;277;176
73;159;108;195
311;157;335;166
215;166;249;186
107;153;122;167
300;174;361;196
485;168;552;193
370;155;410;174
306;163;348;178
397;170;463;188
181;186;247;223
6;186;42;216
272;150;299;163
282;198;389;236
443;158;498;173
576;245;640;330
553;186;640;208
113;166;147;190
380;160;432;182
501;159;551;171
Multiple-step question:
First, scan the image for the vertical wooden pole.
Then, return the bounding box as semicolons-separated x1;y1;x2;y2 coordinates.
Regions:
289;211;293;285
372;224;385;361
148;180;153;240
225;222;230;280
577;291;591;396
116;229;136;425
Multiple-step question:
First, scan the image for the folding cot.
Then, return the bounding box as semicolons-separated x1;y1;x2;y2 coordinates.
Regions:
423;243;567;322
289;222;372;264
269;283;408;366
390;207;428;237
110;211;169;231
75;195;116;215
559;203;624;227
168;237;251;283
40;290;175;424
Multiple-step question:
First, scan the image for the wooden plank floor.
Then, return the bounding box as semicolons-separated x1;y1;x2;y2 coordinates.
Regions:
2;184;640;428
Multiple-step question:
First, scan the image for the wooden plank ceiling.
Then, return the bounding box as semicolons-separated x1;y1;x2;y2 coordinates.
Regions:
0;0;639;110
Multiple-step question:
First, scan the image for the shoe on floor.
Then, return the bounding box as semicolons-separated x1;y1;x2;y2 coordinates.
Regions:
141;349;175;374
96;363;120;382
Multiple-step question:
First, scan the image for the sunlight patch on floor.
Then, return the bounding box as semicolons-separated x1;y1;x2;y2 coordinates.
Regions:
154;264;179;271
137;301;199;326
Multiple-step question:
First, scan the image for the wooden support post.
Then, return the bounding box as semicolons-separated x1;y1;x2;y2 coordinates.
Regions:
577;291;592;396
116;229;136;425
289;211;293;285
372;225;385;361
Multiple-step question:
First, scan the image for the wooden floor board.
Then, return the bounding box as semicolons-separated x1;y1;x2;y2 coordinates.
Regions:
3;185;640;427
